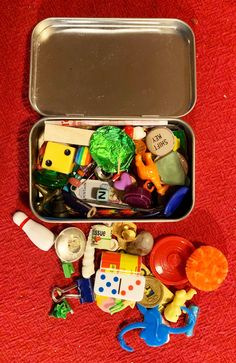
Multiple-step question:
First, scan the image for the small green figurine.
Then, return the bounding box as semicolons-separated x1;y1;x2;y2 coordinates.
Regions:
50;300;73;319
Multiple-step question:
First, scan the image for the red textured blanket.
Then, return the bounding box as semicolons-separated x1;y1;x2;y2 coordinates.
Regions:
0;1;235;362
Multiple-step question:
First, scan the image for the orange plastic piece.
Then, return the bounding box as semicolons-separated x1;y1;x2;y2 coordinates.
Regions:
186;246;228;291
134;140;147;155
135;153;169;195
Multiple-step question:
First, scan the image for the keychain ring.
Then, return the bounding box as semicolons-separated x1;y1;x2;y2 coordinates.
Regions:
52;285;80;303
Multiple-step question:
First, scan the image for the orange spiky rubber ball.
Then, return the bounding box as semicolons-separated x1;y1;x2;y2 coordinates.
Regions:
185;246;228;291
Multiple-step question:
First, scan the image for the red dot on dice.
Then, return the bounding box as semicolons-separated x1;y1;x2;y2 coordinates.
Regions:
121;290;126;296
128;285;133;290
136;280;141;285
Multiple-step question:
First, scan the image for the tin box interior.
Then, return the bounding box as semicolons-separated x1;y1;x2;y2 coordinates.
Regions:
29;18;196;223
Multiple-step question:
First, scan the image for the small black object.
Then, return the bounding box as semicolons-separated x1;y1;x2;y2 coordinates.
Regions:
64;149;71;156
46;160;52;166
51;191;68;218
62;190;92;216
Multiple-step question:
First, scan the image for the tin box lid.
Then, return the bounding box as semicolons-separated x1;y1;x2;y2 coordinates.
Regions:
29;18;196;118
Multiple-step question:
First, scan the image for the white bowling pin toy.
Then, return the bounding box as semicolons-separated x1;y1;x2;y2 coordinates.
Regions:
13;211;55;251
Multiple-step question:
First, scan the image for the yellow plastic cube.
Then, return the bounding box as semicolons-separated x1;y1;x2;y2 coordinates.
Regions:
42;142;76;174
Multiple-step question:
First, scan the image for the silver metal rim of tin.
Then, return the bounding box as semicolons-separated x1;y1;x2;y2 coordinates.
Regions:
54;227;86;262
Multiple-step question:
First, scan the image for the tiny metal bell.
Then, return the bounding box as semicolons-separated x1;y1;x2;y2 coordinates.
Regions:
51;192;68;218
54;227;86;263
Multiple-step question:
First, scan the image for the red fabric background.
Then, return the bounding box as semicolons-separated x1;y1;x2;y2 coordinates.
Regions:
0;1;235;362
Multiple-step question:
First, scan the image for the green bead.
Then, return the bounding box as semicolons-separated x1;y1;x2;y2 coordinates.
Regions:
33;169;68;189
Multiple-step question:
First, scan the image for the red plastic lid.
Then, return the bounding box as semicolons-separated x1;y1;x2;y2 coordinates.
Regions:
150;235;195;286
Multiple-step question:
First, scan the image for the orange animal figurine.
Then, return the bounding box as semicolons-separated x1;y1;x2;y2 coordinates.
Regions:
135;153;169;195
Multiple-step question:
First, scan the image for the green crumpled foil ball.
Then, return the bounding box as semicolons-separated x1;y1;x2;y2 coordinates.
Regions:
89;126;135;173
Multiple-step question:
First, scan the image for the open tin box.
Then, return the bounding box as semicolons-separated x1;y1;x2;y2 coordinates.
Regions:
29;18;196;223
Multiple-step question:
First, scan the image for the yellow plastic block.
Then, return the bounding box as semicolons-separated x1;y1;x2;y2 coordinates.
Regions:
42;142;76;174
120;253;141;273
